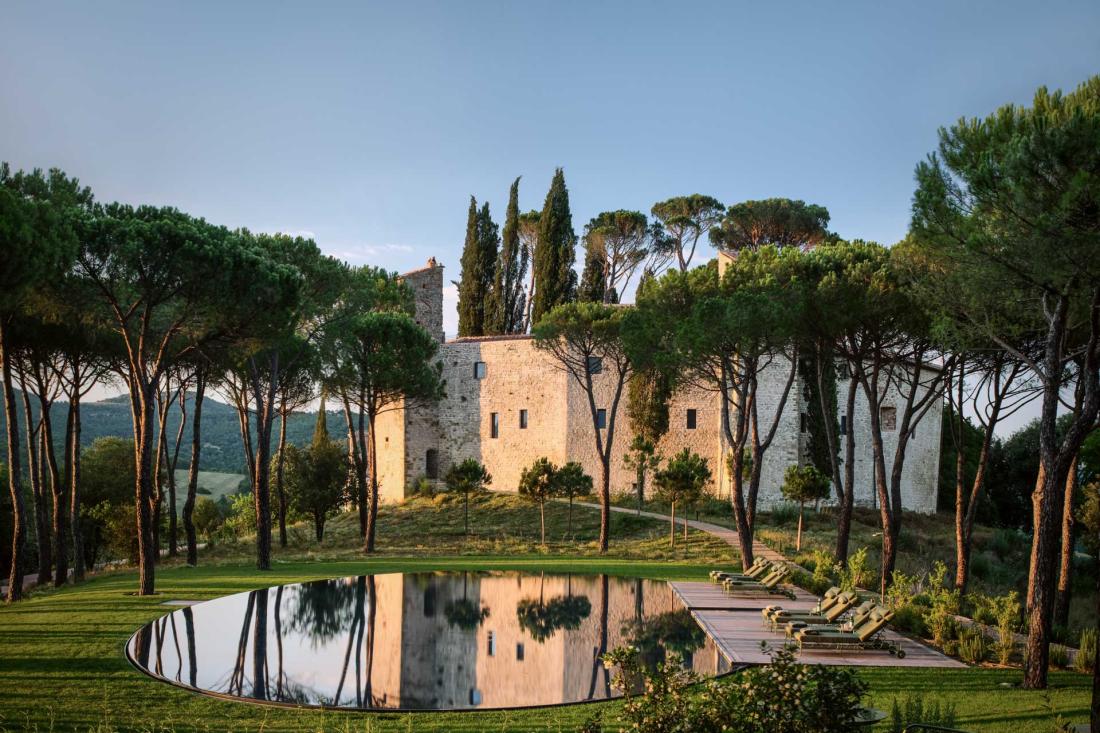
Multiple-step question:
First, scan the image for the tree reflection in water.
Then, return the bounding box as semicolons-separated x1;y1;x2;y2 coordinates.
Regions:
621;608;706;668
128;571;717;711
516;574;593;643
288;578;358;647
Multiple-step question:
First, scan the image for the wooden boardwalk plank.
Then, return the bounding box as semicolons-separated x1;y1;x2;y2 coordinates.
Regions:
671;582;965;669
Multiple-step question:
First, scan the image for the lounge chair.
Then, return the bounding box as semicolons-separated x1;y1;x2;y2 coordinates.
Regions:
782;599;877;637
722;565;795;599
794;607;905;657
761;586;841;623
764;591;857;630
709;558;770;583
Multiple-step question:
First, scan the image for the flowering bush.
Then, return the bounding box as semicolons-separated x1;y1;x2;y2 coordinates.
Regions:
605;642;868;733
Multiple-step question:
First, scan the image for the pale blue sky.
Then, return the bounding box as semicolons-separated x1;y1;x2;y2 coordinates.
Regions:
3;1;1098;429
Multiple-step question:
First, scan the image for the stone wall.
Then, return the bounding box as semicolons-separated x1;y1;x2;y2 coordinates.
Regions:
373;258;942;514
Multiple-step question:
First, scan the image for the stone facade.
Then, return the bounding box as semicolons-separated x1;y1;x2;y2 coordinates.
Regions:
374;259;941;515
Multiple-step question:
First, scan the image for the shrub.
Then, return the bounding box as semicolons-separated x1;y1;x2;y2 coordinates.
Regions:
810;549;835;591
891;605;928;638
889;694;958;732
1075;628;1097;674
958;628;987;665
989;528;1017;559
191;496;224;538
885;569;921;611
989;591;1021;666
1049;643;1069;669
837;546;870;592
969;552;992;581
769;501;800;526
921;561;960;646
221;492;256;539
605;643;867;733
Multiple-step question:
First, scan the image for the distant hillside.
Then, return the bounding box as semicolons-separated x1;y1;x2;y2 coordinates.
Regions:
0;391;348;474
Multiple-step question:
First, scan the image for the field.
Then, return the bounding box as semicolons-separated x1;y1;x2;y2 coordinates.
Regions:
172;470;247;512
0;495;1093;732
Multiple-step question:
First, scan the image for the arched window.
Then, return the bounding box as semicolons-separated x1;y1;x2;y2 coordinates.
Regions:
425;449;439;479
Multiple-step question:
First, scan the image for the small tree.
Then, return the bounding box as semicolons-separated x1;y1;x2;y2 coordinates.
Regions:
555;461;592;536
518;457;557;544
653;449;711;546
444;459;491;536
280;439;348;543
781;464;831;551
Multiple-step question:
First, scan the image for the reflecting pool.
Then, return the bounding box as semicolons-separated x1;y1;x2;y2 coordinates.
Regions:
126;571;729;711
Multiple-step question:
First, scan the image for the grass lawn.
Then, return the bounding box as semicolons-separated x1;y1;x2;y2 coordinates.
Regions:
0;495;1092;732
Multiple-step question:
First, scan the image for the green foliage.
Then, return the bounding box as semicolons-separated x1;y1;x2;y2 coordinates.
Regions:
710;198;830;253
191;496;224;538
279;433;348;542
222;493;256;538
485;177;528;335
923;561;962;646
650;194;724;271
444;458;492;535
79;437;138;565
456;197;499;337
581;209;654;304
836;546;870;592
800;348;840;481
606;642;867;733
889;694;958;732
958;627;988;665
1074;628;1096;673
555;461;593;501
653;449;711;507
781;464;831;505
1049;643;1069;669
531;168;577;324
810;548;834;588
518;457;557;502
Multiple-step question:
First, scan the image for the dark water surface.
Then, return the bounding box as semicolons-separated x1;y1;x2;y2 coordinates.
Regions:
126;571;729;711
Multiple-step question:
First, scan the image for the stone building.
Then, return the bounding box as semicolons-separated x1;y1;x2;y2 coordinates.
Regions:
375;258;941;514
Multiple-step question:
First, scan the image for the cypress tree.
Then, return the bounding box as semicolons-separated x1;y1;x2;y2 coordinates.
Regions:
312;392;329;449
578;238;606;303
456;197;499;336
531;168;577;325
486;177;528;334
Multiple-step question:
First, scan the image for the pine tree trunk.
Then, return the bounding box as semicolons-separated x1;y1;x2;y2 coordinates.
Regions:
796;502;804;552
69;394;85;582
1;322;26;603
183;370;205;567
598;455;610;554
36;390;67;588
364;412;379;553
669;501;676;548
275;401;289;548
1054;458;1078;629
315;512;324;542
21;388;50;585
835;376;858;564
134;381;158;596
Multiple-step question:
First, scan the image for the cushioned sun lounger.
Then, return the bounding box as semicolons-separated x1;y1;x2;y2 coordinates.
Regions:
764;591;857;629
762;586;841;623
794;607;905;657
709;558;770;583
782;599;878;637
722;565;795;599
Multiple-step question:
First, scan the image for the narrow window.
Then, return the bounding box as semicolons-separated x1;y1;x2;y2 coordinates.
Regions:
423;587;436;617
880;405;897;431
587;356;603;374
686;409;697;430
474;361;487;380
487;631;496;656
800;412;809;433
490;412;500;438
519;409;528;429
425;449;439;479
516;643;525;661
596;409;607;429
469;689;482;706
840;415;848;435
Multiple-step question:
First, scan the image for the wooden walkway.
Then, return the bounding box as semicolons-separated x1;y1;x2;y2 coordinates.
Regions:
671;581;965;669
571;500;964;669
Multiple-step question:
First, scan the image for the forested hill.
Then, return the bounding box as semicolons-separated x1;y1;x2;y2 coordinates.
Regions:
0;391;348;474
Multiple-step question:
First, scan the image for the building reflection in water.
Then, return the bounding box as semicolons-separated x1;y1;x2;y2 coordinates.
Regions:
127;571;730;711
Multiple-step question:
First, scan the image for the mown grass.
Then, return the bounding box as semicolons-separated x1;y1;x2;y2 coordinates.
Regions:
0;496;1093;732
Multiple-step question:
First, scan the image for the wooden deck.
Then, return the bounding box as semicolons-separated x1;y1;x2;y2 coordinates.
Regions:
671;581;966;669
